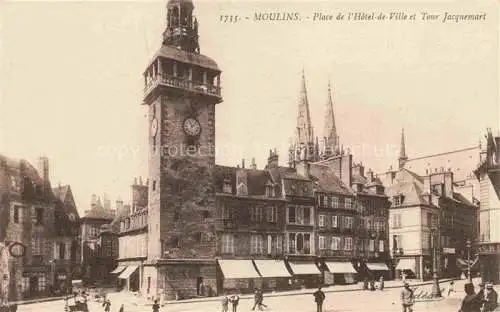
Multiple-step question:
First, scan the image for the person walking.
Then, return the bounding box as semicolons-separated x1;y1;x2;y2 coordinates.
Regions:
230;294;240;312
221;294;229;312
102;298;111;312
483;283;498;312
313;287;326;312
447;281;455;297
251;289;260;311
152;300;160;312
118;304;124;312
459;283;481;312
363;277;369;290
401;283;415;312
257;289;267;310
379;276;385;291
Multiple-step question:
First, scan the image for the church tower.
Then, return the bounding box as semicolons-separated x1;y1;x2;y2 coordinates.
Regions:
322;80;339;159
142;0;222;299
398;128;408;169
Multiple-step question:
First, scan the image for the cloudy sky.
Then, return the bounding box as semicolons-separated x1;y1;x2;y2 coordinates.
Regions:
0;0;498;214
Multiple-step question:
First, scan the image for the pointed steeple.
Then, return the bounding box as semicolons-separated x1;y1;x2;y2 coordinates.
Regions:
295;70;315;161
323;79;338;158
398;128;408;169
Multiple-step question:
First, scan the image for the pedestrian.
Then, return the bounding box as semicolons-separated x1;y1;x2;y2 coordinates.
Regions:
221;294;229;312
459;283;481;312
118;304;124;312
152;299;160;312
379;276;385;291
363;277;369;290
102;298;111;312
251;289;259;311
401;271;407;283
370;280;376;291
313;286;326;312
447;280;455;297
401;282;415;312
257;289;267;310
484;283;498;312
230;294;240;312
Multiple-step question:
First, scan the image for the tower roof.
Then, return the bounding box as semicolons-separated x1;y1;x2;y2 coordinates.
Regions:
323;80;338;156
295;70;314;146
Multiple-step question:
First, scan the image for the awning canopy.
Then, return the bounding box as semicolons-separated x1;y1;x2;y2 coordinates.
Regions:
110;266;126;274
288;262;321;275
118;265;138;279
396;258;416;271
366;263;390;271
253;260;291;278
218;260;260;279
325;262;357;274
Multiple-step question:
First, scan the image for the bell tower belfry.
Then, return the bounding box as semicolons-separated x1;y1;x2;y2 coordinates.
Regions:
142;0;222;299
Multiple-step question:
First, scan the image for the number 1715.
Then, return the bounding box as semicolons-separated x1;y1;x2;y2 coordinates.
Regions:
219;15;240;23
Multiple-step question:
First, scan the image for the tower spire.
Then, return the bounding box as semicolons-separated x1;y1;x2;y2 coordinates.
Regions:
399;127;408;169
322;79;338;159
295;70;315;161
163;0;199;53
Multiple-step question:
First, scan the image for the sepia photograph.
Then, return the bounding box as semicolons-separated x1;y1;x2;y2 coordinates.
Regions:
0;0;499;312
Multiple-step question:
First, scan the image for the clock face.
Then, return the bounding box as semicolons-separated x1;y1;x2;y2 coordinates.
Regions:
9;242;26;258
150;118;158;137
183;118;201;137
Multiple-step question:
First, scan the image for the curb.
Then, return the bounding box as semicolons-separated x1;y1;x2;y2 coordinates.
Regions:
12;295;68;306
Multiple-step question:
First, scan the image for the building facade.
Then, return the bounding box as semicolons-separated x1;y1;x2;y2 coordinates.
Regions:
379;131;478;280
0;155;79;301
134;0;390;300
475;129;500;284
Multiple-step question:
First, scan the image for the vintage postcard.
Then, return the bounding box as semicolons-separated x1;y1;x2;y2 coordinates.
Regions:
0;0;499;312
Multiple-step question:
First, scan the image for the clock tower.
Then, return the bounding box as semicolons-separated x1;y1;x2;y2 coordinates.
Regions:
142;0;222;299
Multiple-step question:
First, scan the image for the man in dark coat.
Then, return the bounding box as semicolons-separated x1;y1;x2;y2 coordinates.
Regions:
313;287;326;312
459;283;481;312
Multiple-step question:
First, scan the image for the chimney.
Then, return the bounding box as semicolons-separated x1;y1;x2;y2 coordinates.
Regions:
139;176;143;185
353;163;365;178
236;168;248;196
366;169;374;183
251;158;257;170
267;149;279;168
134;177;138;185
423;175;431;194
37;156;50;182
91;194;98;208
444;171;454;198
296;161;310;178
116;198;124;215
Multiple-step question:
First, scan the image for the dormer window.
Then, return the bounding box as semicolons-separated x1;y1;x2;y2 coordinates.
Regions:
393;195;405;206
265;182;275;197
223;179;232;194
431;184;443;196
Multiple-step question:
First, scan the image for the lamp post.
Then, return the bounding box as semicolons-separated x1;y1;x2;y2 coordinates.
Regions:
431;229;441;298
466;239;472;284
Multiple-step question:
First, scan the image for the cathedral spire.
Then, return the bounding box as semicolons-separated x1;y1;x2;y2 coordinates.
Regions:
295;70;315;161
322;79;338;158
163;0;200;53
399;127;408;169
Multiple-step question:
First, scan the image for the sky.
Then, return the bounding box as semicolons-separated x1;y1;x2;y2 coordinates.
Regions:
0;0;498;215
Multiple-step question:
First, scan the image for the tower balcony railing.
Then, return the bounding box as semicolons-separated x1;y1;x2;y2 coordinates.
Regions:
144;73;221;98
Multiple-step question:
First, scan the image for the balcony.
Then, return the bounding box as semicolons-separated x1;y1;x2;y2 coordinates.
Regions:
144;73;221;101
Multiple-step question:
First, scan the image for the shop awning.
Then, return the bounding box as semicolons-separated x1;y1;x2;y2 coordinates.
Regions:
110;266;126;274
396;258;416;271
366;263;390;271
218;260;260;279
288;262;321;275
325;262;357;274
118;266;138;279
253;260;291;278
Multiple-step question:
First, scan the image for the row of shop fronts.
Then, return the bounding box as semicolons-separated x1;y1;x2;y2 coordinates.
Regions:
107;258;392;299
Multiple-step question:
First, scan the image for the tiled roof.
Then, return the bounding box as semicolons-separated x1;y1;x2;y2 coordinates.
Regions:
309;163;353;196
214;165;274;196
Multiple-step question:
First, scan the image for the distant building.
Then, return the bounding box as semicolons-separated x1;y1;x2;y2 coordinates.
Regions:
80;194;116;284
0;155;79;301
474;129;500;284
378;130;478;280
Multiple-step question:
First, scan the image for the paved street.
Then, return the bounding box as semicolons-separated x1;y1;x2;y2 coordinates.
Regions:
17;279;491;312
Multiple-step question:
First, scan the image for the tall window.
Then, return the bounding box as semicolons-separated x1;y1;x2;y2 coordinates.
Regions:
392;214;402;228
319;215;326;227
288;233;296;253
32;238;43;255
59;243;65;260
319;236;326;250
37;275;46;291
331;236;341;250
331;197;339;208
13;206;20;223
222;205;232;220
344;237;353;251
35;208;43;225
251;235;264;254
393;195;405;206
221;234;234;254
345;198;352;209
379;240;385;252
393;234;403;251
344;216;354;229
267;235;272;254
223;181;232;194
250;206;262;222
331;216;338;228
266;206;277;223
276;236;283;254
288;206;296;223
369;239;375;252
288;206;311;225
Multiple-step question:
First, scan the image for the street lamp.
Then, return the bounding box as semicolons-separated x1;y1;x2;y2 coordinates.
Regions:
431;229;441;298
466;239;472;284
